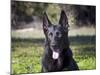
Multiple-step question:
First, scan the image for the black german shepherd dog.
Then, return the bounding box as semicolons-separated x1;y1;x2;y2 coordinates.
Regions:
41;10;79;72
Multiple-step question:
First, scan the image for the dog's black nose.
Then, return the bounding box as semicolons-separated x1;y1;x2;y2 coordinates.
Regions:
51;43;56;45
52;45;56;47
51;45;58;49
51;42;56;46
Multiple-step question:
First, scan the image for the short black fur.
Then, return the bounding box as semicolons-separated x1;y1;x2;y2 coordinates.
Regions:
41;10;79;72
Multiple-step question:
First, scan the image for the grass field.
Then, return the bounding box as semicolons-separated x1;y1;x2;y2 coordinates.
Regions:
11;27;96;74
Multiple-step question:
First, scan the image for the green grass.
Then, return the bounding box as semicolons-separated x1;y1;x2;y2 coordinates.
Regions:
11;41;43;74
11;27;96;74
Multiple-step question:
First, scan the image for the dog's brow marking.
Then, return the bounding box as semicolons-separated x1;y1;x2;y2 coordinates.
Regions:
48;26;54;32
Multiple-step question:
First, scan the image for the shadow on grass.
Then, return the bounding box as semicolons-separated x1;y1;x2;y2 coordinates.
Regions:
12;38;44;44
12;35;96;45
69;35;96;45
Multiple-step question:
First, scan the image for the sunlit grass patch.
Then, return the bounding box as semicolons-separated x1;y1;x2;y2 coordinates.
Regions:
77;57;96;70
12;41;43;74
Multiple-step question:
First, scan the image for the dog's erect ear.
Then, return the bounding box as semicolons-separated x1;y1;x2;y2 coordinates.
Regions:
59;10;69;28
43;12;51;33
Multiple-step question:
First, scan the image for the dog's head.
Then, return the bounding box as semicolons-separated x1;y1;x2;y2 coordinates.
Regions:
43;10;69;60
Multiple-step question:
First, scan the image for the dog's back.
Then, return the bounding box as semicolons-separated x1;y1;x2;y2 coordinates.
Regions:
41;10;79;72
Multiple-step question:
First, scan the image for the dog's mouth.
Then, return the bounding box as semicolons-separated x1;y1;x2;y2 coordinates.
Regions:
50;45;61;60
52;50;59;60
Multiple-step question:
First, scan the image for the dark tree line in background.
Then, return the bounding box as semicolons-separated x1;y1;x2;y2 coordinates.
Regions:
11;1;48;28
11;1;96;29
74;6;95;26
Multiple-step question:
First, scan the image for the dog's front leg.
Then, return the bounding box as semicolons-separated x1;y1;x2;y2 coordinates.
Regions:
67;58;79;71
41;66;48;73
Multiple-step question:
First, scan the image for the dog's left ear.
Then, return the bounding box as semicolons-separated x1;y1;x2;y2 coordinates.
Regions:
59;10;69;28
43;12;51;34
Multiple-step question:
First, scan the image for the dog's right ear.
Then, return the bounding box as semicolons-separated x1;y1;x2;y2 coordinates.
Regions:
43;12;51;33
59;10;69;28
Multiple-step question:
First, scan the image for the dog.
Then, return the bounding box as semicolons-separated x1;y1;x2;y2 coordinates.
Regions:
41;10;79;72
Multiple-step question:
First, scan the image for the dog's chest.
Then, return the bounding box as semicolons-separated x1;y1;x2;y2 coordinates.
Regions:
48;58;64;70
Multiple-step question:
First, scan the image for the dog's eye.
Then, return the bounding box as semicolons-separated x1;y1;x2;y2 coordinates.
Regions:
56;32;59;36
56;32;61;37
49;32;53;36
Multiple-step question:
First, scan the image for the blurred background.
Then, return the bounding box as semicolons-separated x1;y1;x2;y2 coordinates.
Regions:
11;1;96;74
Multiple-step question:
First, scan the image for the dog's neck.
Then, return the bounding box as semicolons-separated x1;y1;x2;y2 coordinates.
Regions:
45;43;70;58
